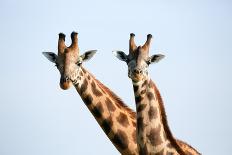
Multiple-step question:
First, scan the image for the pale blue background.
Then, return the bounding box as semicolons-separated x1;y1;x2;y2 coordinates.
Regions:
0;0;231;154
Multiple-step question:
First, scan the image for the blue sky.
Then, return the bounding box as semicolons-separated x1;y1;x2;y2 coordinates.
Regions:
0;0;232;154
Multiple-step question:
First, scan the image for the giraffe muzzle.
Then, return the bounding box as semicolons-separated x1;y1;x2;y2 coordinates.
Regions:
61;76;69;83
60;76;72;90
133;69;143;75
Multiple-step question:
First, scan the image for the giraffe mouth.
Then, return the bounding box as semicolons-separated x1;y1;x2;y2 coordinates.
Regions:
130;70;148;82
130;73;143;82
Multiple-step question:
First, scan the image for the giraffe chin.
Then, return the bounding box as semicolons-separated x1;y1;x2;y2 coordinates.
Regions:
60;81;72;90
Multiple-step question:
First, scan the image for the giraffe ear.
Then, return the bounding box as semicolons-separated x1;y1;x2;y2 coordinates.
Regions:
42;52;57;63
112;51;128;62
80;50;97;62
147;54;165;65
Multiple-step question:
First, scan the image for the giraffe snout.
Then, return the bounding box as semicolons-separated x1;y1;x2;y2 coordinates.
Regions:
61;76;69;83
133;68;143;75
60;76;72;90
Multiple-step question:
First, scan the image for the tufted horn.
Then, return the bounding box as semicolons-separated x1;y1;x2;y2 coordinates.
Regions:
58;33;66;56
142;34;152;53
129;33;137;54
70;31;79;54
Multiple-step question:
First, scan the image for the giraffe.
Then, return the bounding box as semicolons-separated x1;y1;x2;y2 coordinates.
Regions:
43;32;139;155
113;33;201;155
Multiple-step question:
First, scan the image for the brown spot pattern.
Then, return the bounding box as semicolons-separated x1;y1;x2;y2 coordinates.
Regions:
166;143;172;149
148;80;153;88
147;91;155;101
112;129;129;150
117;112;129;128
105;98;116;112
83;94;93;106
148;106;158;121
140;89;146;95
132;121;136;127
80;79;88;95
137;104;147;113
80;71;83;76
135;95;143;103
142;80;148;88
101;118;113;135
147;125;163;146
82;68;87;74
91;81;103;97
133;85;139;93
92;102;104;118
94;78;136;119
130;112;136;119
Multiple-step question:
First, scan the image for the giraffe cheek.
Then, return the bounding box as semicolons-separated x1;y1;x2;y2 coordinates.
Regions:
60;81;72;90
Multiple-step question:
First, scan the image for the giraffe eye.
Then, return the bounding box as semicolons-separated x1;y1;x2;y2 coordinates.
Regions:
146;60;150;65
76;61;82;66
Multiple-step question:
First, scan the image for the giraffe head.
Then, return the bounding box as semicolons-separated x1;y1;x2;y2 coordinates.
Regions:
43;32;96;90
113;33;165;82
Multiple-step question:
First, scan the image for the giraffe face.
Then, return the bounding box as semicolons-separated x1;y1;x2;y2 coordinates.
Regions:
56;50;79;90
43;32;96;90
127;49;150;82
115;48;164;82
113;33;165;82
58;50;96;89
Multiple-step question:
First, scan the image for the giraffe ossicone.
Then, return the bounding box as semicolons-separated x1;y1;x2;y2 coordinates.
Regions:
113;33;201;155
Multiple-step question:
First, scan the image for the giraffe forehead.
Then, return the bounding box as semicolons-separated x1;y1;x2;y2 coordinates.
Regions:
137;57;148;67
128;58;147;69
64;51;78;62
129;49;148;64
56;51;78;65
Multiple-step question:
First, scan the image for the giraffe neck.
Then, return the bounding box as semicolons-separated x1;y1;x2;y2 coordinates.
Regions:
71;67;138;155
132;76;185;155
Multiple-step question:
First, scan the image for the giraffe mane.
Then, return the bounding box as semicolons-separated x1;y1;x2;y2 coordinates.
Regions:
151;80;186;155
176;139;201;155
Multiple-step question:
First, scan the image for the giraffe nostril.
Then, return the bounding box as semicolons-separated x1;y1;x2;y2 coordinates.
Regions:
134;69;141;74
134;69;138;74
65;77;69;81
